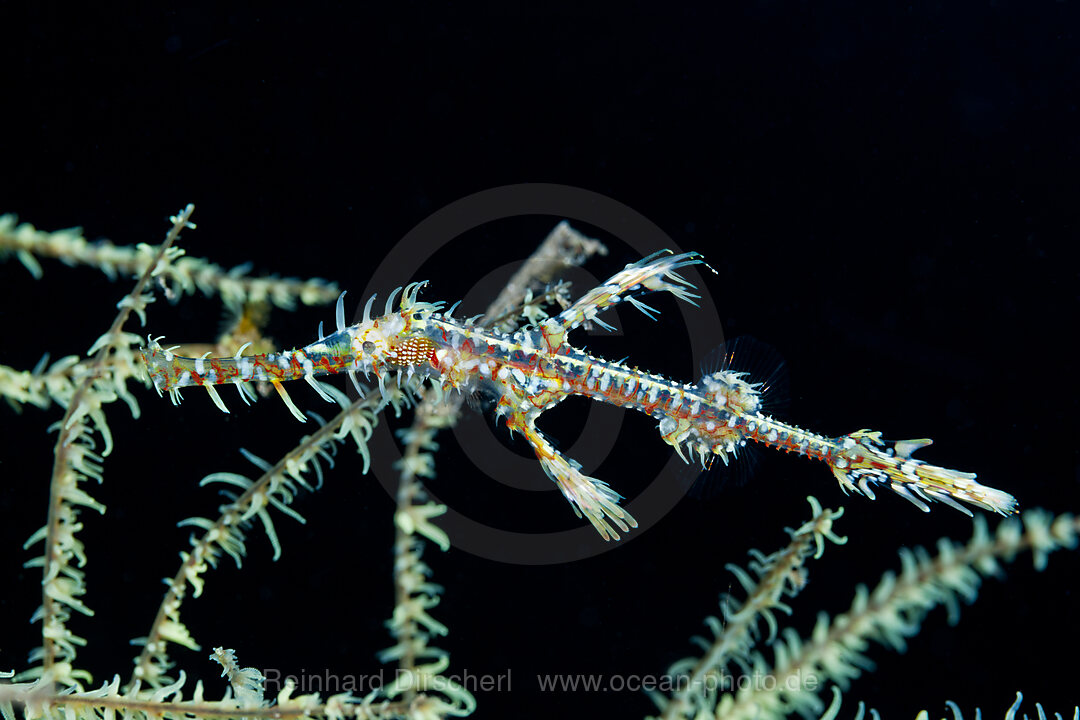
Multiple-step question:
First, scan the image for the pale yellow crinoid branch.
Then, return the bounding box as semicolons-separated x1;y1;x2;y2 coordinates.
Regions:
0;212;340;309
656;497;848;720
377;221;608;707
699;509;1080;719
27;205;195;688
130;385;384;689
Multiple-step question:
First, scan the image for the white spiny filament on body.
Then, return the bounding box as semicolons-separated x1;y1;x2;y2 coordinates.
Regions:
141;250;1017;540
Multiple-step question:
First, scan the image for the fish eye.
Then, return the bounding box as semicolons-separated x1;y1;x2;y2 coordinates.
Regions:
362;341;375;354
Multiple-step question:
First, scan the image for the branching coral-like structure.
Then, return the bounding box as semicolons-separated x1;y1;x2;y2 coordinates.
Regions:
0;208;1076;720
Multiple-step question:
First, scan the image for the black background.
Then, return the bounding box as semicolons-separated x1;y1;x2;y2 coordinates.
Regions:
1;4;1077;718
